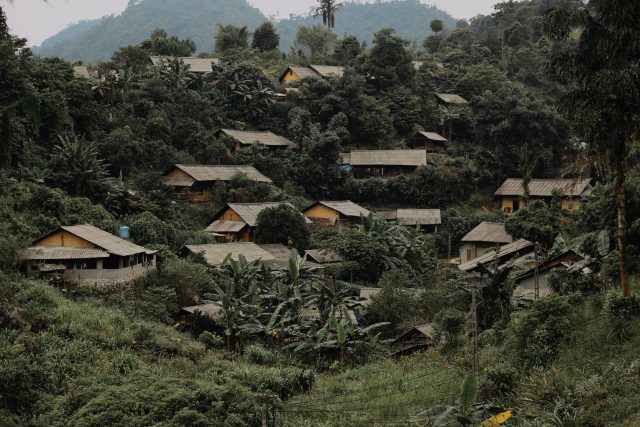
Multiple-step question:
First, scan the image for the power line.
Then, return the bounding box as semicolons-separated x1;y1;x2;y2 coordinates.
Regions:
286;363;462;408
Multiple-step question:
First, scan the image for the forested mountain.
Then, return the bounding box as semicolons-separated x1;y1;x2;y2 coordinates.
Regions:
34;0;456;63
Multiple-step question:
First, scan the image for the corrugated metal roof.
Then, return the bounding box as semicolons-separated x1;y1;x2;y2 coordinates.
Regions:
494;178;592;197
285;66;319;80
435;93;468;105
33;225;151;257
18;247;110;260
417;131;448;142
461;222;513;243
164;176;196;187
396;209;442;226
375;210;398;221
305;249;344;264
167;164;272;184
220;129;297;148
73;66;91;79
349;150;428;167
205;220;247;233
309;65;344;77
308;201;371;218
184;243;276;266
458;239;533;272
223;202;311;227
150;56;219;73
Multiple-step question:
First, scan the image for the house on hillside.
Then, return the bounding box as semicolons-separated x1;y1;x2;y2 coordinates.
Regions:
205;202;310;242
163;164;272;202
458;239;534;273
513;249;586;303
459;222;513;263
73;65;91;79
303;201;371;229
149;56;219;73
377;209;442;232
435;93;468;106
18;225;156;285
413;131;448;152
346;149;433;178
389;324;436;357
494;178;592;213
279;65;344;85
217;129;298;150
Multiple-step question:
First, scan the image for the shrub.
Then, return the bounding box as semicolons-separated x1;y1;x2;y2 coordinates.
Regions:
254;204;310;253
199;331;224;350
433;308;466;350
128;211;176;246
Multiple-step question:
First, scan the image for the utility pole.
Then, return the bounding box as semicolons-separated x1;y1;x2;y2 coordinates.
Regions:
534;242;540;301
469;276;481;376
256;393;276;427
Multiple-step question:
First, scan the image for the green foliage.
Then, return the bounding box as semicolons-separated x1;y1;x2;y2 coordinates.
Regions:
508;294;575;367
293;25;337;57
140;28;196;56
254;204;310;253
433;308;466;350
251;22;280;52
214;24;249;53
149;257;211;306
128;211;176;246
505;199;564;248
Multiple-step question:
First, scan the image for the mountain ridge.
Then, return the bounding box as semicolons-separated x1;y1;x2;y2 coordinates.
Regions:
34;0;457;63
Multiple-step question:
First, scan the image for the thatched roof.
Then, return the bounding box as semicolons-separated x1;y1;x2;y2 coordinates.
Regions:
212;202;311;232
396;209;442;226
219;129;297;148
349;150;428;167
182;303;223;321
306;201;371;218
259;244;295;259
33;225;154;257
309;65;344;77
184;243;276;266
458;239;533;272
461;222;512;243
165;164;272;186
494;178;592;197
72;66;91;79
149;56;219;73
417;131;447;142
18;247;109;261
281;66;319;81
435;93;468;105
205;220;247;233
305;249;344;264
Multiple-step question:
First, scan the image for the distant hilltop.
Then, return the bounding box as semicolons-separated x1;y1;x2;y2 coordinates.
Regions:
34;0;456;63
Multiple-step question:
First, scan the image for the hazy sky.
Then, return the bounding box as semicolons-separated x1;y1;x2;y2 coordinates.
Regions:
4;0;500;47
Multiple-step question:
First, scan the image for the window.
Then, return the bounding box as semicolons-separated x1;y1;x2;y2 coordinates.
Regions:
466;249;472;261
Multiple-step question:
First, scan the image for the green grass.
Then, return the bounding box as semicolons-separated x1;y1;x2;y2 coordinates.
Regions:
280;350;466;427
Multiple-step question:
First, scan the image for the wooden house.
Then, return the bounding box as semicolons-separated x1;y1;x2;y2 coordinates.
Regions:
513;250;586;303
149;56;220;73
377;209;442;232
18;225;156;285
435;93;468;106
494;178;592;213
205;202;310;242
458;239;534;273
459;222;513;263
217;129;298;150
303;200;371;229
413;131;448;152
346;149;430;178
389;324;435;357
163;164;272;202
279;65;344;85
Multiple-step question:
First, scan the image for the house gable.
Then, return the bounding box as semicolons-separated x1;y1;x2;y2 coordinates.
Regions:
34;230;98;250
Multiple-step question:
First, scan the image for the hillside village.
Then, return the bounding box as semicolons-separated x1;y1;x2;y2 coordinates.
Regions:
2;0;640;426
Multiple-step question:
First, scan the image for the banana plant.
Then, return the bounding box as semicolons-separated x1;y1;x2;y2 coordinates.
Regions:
409;374;505;426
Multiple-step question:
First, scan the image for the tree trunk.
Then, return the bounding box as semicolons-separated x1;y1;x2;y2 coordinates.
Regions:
616;153;631;297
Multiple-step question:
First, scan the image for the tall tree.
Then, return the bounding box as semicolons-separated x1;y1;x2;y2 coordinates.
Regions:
294;25;337;57
316;0;342;29
544;0;640;298
214;25;249;53
251;22;280;52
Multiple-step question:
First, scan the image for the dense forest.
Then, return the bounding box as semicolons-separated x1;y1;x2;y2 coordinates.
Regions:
35;0;456;63
2;0;640;426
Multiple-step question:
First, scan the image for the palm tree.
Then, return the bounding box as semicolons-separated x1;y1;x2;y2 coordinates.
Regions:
315;0;342;29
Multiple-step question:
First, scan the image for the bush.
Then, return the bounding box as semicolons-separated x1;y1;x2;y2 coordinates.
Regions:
508;295;575;367
254;204;310;253
199;331;224;350
244;344;277;365
433;308;466;350
128;211;176;246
